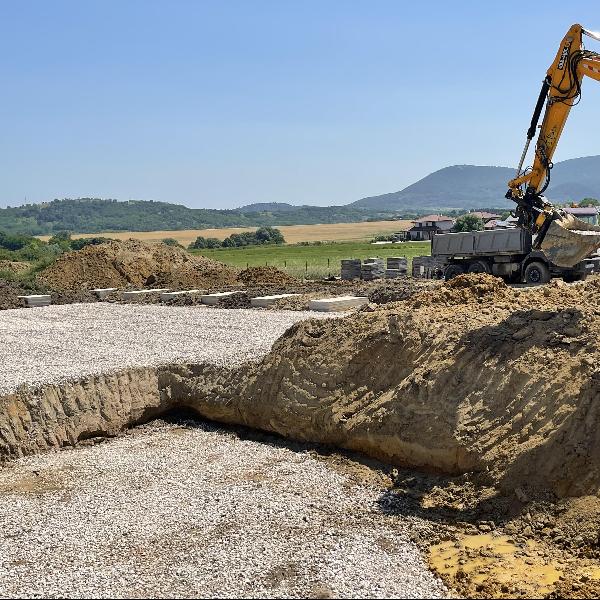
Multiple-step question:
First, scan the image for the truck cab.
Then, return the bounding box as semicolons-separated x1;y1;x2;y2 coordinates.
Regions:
431;228;600;284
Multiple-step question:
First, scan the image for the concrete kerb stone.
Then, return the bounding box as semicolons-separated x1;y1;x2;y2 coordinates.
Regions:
250;294;300;308
309;296;368;312
17;295;52;308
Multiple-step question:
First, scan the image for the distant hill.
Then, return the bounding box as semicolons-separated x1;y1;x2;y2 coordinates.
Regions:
351;165;514;210
351;156;600;210
0;198;393;236
235;202;299;213
545;156;600;201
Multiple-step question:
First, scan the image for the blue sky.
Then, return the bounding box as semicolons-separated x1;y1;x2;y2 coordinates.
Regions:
1;1;600;209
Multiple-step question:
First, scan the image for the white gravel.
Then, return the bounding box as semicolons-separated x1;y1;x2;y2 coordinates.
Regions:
0;303;333;394
0;421;448;599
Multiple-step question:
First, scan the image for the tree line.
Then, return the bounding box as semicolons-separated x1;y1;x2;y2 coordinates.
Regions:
189;227;285;249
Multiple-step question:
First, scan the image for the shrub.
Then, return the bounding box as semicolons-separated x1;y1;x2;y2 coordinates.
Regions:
454;214;484;232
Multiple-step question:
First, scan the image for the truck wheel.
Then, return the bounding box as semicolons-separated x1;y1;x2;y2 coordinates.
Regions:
467;260;491;274
524;261;550;285
444;264;465;281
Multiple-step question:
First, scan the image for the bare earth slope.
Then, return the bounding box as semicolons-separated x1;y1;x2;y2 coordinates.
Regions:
168;275;600;498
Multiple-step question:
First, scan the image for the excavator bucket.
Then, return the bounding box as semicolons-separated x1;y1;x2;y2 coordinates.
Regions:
540;213;600;268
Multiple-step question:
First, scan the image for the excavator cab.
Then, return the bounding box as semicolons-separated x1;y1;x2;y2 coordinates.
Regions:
507;24;600;268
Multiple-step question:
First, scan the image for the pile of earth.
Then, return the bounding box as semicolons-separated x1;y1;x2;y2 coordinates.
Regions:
367;278;438;304
37;240;239;291
168;273;600;500
0;280;36;310
0;260;29;275
237;266;298;287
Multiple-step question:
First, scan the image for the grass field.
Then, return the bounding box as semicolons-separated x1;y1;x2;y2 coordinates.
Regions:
39;220;412;246
191;241;431;278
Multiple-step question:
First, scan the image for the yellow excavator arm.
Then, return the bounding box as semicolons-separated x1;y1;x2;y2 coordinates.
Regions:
506;24;600;267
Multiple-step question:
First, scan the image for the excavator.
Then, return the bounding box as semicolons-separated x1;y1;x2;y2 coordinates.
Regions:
506;23;600;268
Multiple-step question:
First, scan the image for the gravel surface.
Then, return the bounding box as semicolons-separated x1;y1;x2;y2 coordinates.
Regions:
0;303;334;394
0;421;448;599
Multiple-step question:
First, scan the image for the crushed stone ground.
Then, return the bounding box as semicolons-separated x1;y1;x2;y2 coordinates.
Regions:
0;421;448;599
0;303;335;394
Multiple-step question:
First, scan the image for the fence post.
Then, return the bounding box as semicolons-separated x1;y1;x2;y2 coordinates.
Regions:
305;261;308;274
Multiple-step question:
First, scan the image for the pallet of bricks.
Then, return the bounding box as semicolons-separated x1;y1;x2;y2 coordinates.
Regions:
385;257;407;279
341;259;362;280
412;256;445;279
361;258;385;281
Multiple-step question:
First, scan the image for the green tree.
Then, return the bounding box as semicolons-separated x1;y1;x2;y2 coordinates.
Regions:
579;198;600;207
70;236;112;251
189;236;222;250
454;214;484;232
255;226;285;244
161;237;183;248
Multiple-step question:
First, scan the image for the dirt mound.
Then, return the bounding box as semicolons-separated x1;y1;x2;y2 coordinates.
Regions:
0;280;30;309
409;273;511;307
38;240;239;291
368;278;438;304
168;273;600;500
237;266;298;286
0;260;29;275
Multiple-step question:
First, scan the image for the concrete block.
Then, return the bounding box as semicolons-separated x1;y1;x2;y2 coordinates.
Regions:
201;291;246;305
160;290;203;301
309;296;368;312
122;289;170;300
92;288;119;299
18;294;52;307
250;293;300;308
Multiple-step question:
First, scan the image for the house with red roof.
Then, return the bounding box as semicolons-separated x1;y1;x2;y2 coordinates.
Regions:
406;214;455;241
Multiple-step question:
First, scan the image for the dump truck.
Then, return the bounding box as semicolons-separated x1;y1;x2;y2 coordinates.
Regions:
431;228;600;284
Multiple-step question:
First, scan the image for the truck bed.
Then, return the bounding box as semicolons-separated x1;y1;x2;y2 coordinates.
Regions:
432;228;531;257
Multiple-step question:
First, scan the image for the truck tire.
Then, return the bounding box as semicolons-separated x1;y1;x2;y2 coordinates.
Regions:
444;264;465;281
467;260;491;274
524;261;550;285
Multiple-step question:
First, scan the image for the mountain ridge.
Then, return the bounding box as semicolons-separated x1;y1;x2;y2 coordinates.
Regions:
350;155;600;210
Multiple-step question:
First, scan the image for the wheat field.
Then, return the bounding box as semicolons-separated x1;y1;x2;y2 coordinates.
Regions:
40;220;412;246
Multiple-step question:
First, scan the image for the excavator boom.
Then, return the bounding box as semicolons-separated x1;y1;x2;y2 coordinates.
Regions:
507;24;600;267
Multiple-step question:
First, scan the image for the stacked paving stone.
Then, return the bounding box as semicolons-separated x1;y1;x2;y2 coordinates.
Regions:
341;259;362;280
361;258;385;281
385;257;408;279
412;256;445;279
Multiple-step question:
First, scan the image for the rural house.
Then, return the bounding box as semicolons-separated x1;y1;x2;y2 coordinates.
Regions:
470;211;501;222
406;214;454;241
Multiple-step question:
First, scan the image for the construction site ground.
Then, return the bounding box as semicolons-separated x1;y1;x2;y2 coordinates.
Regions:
2;240;600;598
0;420;447;599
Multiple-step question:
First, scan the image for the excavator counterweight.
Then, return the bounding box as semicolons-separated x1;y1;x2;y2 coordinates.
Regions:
507;24;600;267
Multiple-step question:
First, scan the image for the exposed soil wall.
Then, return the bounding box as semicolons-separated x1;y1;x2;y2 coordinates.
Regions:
166;275;600;498
0;368;171;460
